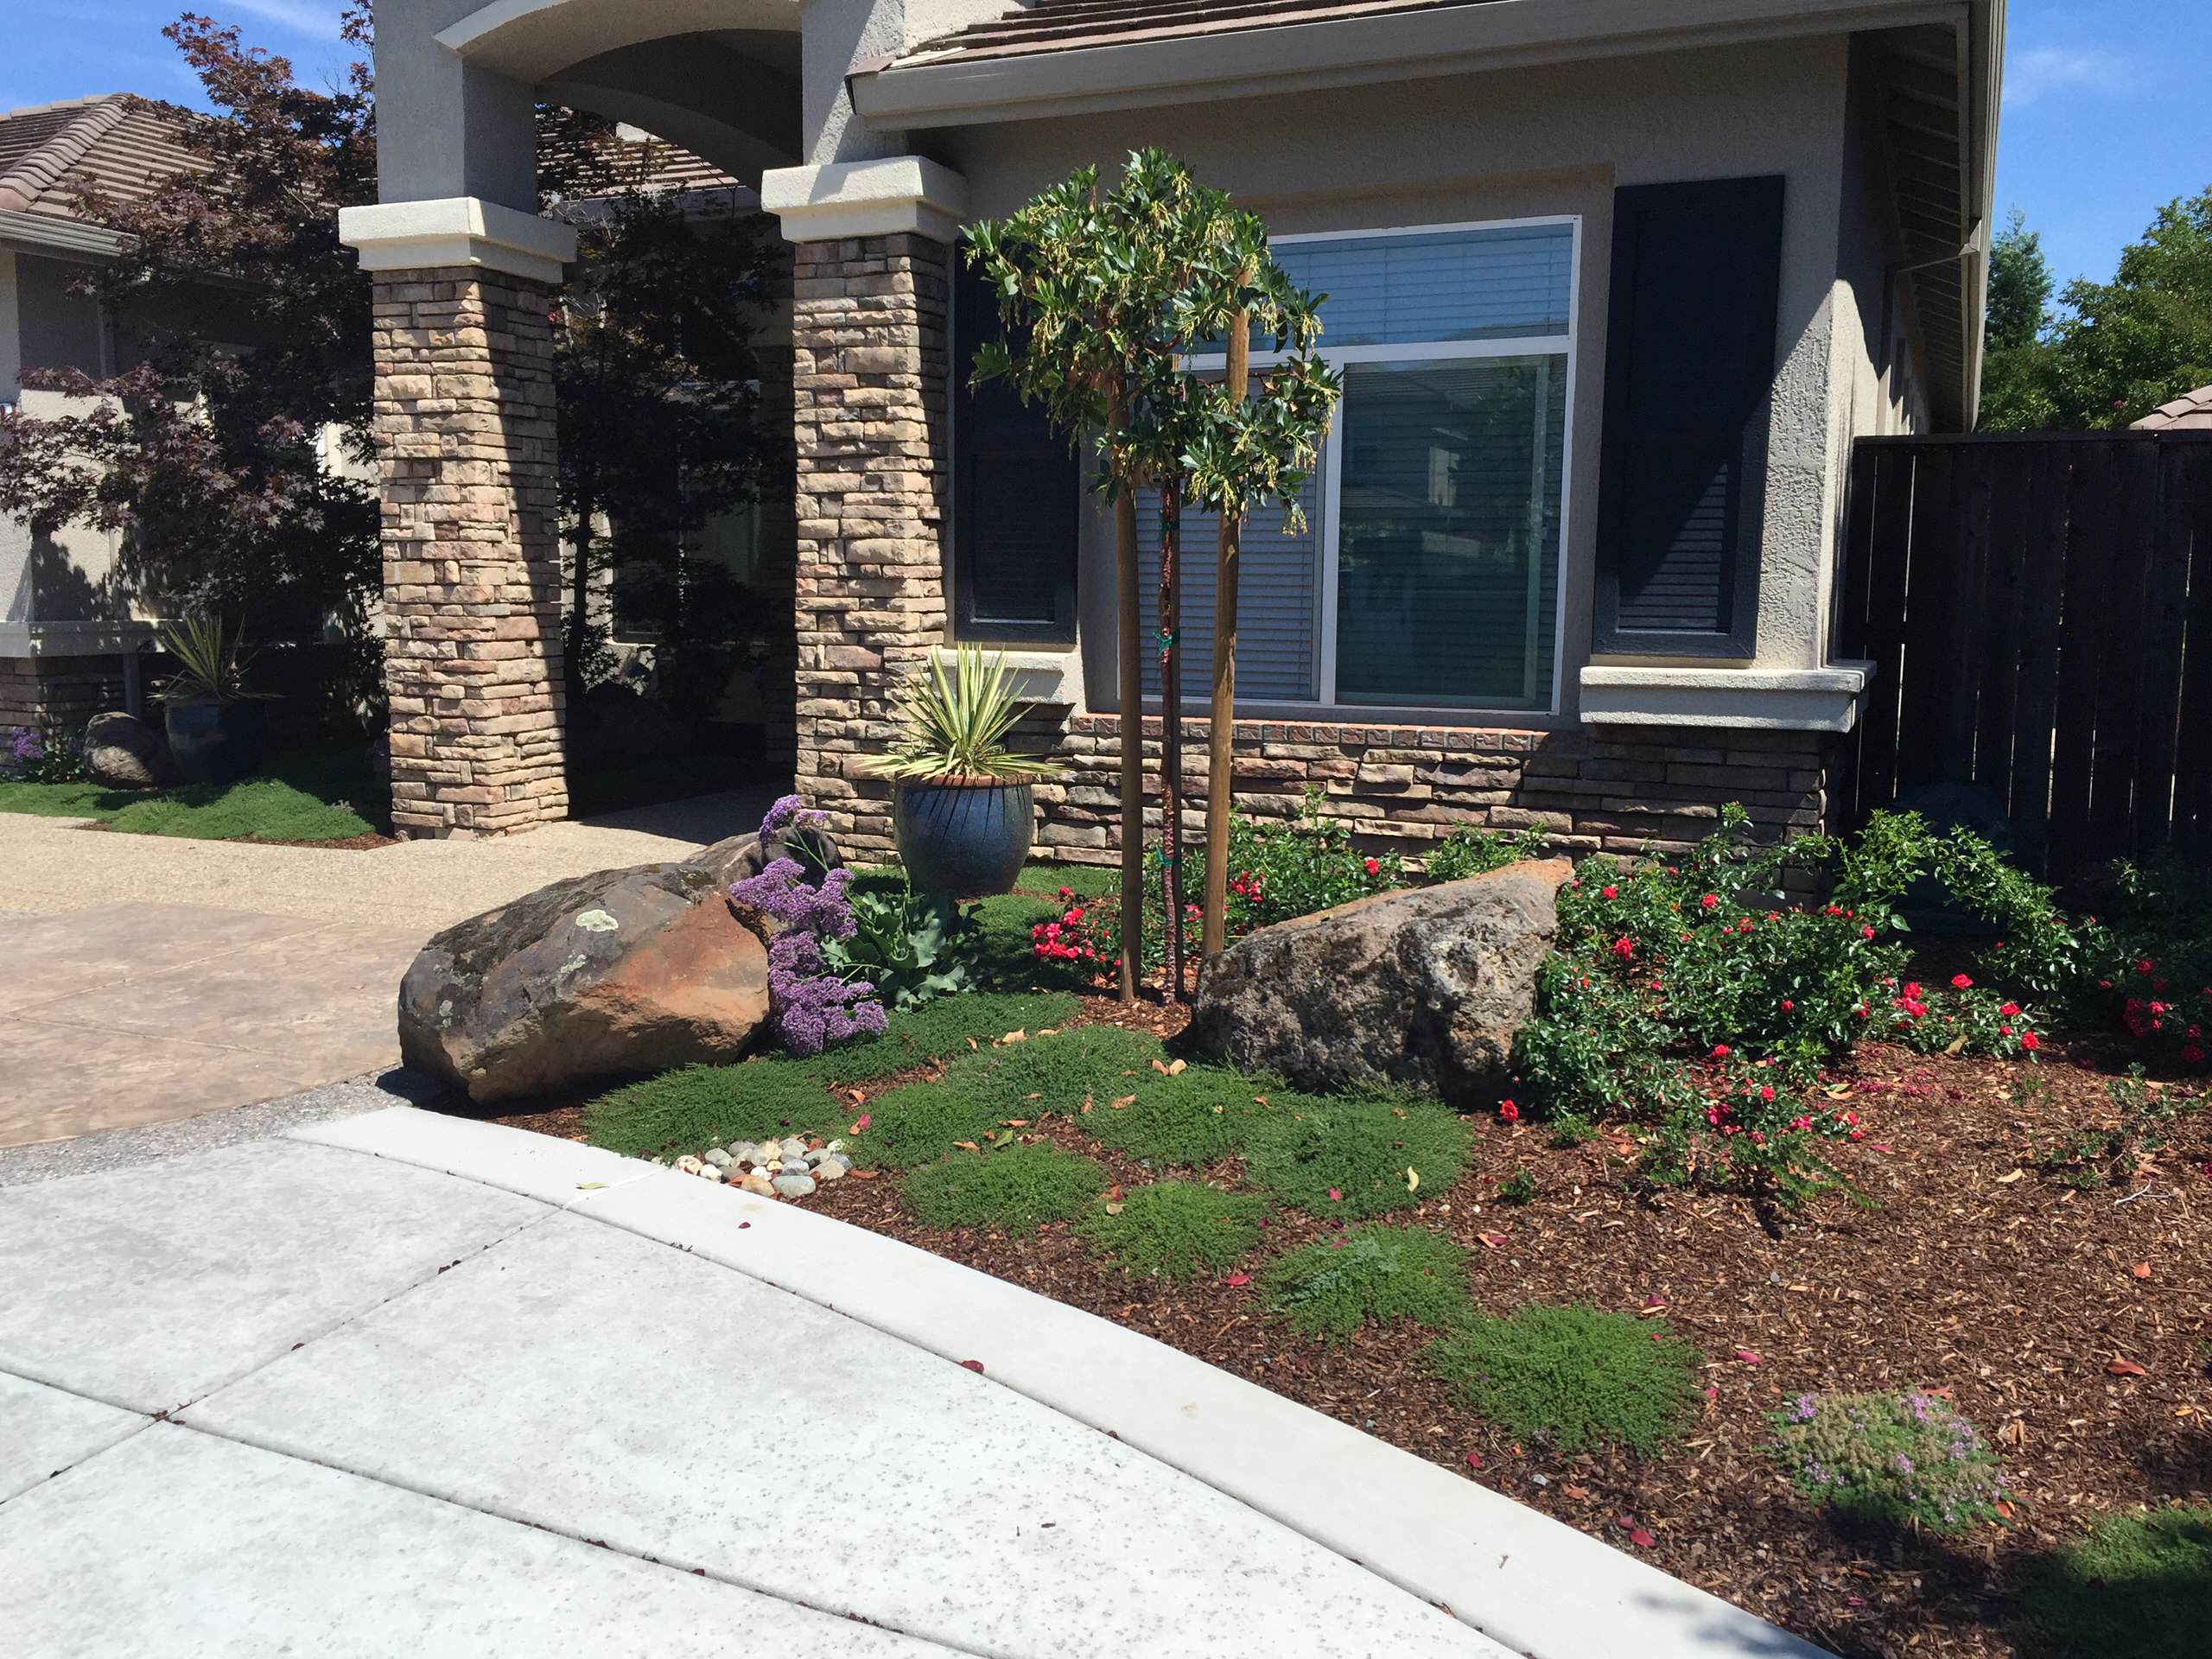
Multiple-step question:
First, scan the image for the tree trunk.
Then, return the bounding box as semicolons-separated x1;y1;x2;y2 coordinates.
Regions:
1114;485;1143;1003
1158;478;1186;1001
1203;312;1252;962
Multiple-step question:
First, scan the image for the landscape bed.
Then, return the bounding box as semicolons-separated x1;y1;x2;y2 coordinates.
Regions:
489;857;2212;1658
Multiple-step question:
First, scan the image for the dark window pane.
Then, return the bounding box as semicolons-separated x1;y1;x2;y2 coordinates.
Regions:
1333;356;1567;710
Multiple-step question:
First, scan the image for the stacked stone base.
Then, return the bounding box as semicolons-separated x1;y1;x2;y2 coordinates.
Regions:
1033;715;1833;867
0;655;133;733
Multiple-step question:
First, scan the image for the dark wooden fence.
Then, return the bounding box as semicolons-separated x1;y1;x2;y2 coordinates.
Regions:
1833;430;2212;877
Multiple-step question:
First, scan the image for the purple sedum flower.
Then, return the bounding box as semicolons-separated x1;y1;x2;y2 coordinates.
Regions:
733;797;885;1056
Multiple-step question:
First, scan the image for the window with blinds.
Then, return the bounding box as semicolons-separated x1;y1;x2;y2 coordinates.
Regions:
1141;219;1577;715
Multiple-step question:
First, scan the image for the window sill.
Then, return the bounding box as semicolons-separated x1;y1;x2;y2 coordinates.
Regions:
936;645;1083;707
1578;663;1872;733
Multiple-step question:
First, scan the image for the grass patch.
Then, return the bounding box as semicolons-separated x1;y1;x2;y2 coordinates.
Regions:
1085;1064;1280;1167
1242;1094;1471;1219
1259;1223;1471;1344
1079;1180;1269;1283
2016;1505;2212;1659
581;1062;838;1160
939;1023;1162;1114
843;1077;1020;1171
798;991;1079;1088
1427;1303;1701;1453
0;746;387;842
902;1142;1108;1230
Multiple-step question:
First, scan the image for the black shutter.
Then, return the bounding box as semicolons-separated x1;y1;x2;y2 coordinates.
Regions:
1592;175;1784;655
952;261;1079;643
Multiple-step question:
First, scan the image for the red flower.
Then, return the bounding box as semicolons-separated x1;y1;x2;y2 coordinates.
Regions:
1602;885;1618;899
1759;1084;1777;1103
1999;1001;2021;1017
1781;1000;1794;1013
1497;1101;1520;1123
1950;973;1974;990
2020;1032;2040;1051
1861;925;1877;940
1712;1044;1732;1058
1611;936;1636;961
1700;893;1719;911
1363;856;1380;876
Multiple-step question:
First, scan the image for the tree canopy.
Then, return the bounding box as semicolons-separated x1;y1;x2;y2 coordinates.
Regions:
1978;189;2212;430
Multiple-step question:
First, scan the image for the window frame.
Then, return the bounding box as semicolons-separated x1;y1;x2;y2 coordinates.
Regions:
1162;213;1584;723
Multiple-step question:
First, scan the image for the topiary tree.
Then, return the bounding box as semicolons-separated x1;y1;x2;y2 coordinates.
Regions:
967;149;1337;999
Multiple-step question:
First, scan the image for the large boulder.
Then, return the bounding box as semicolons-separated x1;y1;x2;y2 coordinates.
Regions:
399;861;772;1104
81;711;171;789
1186;858;1573;1105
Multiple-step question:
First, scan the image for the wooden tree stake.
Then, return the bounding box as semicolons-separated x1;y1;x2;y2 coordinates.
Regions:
1203;310;1252;962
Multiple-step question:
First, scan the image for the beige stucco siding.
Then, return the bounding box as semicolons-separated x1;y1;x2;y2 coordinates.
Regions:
932;34;1864;717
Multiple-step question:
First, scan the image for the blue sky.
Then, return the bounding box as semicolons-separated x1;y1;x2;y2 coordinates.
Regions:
7;1;2209;293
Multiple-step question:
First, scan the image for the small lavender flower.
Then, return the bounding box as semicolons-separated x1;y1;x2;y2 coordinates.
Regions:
733;798;886;1056
10;727;41;764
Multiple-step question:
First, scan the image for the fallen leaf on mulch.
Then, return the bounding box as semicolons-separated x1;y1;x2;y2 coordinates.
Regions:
1224;1273;1252;1287
1620;1520;1656;1548
2107;1357;2148;1376
2131;1261;2152;1279
1476;1232;1508;1250
1734;1349;1764;1365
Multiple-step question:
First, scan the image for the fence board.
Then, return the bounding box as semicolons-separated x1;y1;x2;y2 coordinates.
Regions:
1838;430;2212;877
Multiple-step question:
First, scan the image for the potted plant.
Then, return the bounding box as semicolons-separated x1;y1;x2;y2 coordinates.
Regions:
870;648;1057;896
156;615;274;784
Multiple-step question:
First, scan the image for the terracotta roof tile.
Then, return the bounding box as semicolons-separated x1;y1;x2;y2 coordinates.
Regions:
898;0;1502;65
0;94;207;223
2131;385;2212;432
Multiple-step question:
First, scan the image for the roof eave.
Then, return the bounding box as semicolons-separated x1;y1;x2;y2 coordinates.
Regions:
855;0;1968;128
0;207;130;261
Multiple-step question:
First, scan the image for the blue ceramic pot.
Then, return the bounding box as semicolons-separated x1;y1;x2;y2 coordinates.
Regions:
893;779;1034;897
163;699;267;785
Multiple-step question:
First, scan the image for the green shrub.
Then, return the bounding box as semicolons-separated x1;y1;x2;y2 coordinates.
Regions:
582;1063;837;1160
2035;1066;2204;1189
1079;1181;1269;1282
823;878;983;1008
1513;806;2063;1204
1427;1303;1700;1452
1770;1389;2007;1535
1259;1223;1471;1343
1497;1168;1538;1205
1243;1094;1471;1220
1084;1064;1278;1166
1423;822;1553;883
902;1142;1108;1230
2016;1505;2212;1659
798;991;1078;1088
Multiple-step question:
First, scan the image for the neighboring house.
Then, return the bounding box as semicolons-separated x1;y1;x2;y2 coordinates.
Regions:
2133;386;2212;431
0;94;210;731
349;0;2004;848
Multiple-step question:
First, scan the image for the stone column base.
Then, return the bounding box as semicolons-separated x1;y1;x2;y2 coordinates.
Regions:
372;267;569;839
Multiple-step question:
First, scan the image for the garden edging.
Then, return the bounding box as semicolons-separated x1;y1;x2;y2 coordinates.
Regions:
294;1106;1830;1659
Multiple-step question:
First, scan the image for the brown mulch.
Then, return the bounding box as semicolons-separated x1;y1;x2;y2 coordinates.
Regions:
491;982;2211;1656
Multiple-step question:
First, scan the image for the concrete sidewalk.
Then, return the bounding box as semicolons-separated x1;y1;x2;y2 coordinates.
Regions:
0;1108;1826;1659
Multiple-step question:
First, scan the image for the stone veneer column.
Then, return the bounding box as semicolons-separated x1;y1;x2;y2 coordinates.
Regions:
766;159;969;861
371;268;568;836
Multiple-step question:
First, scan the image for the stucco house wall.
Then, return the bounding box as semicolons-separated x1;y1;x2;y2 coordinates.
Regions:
345;0;1999;844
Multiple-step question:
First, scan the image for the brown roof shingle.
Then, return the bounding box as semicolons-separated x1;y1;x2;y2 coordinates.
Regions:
898;0;1501;66
0;94;207;223
2131;385;2212;432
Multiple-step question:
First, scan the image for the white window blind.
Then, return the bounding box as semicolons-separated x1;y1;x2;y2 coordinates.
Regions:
1273;224;1573;346
1136;480;1319;702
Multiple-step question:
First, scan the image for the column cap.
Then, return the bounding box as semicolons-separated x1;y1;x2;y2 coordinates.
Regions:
760;156;968;245
339;197;577;284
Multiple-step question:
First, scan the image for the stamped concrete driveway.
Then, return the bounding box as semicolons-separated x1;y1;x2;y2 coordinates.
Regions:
0;1108;1826;1659
0;787;775;1149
